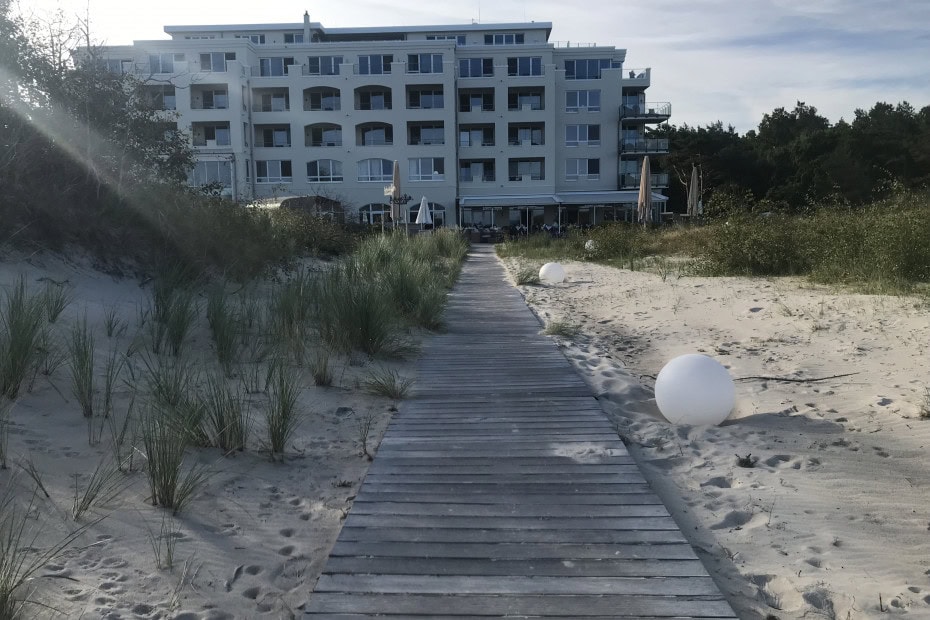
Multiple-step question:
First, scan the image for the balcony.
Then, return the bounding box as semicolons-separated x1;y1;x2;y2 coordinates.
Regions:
620;102;672;122
620;172;669;189
620;138;669;154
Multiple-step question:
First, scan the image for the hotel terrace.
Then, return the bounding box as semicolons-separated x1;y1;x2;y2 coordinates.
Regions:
96;13;671;227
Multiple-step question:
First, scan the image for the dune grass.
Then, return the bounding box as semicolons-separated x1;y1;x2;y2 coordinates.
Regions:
0;277;46;400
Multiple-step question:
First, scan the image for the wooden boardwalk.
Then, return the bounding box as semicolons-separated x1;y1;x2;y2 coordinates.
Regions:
307;245;736;619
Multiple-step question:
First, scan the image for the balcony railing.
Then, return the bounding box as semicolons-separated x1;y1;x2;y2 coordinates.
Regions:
620;102;672;120
509;173;544;182
620;138;669;153
622;67;650;82
460;173;496;182
620;172;669;188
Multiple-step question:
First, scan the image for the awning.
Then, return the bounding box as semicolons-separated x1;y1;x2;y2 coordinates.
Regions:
458;194;559;207
458;191;667;208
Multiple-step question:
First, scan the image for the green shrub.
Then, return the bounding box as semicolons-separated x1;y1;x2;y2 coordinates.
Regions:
0;277;46;400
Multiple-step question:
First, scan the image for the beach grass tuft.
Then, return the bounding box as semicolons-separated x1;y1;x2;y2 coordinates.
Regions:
0;276;46;400
264;362;302;460
363;366;414;400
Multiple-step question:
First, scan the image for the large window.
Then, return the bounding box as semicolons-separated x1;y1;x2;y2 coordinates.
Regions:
198;124;231;146
284;33;304;43
426;34;465;44
359;54;393;75
259;57;295;77
257;126;291;147
566;158;600;181
256;91;289;112
306;123;342;147
356;88;392;110
459;57;494;78
508;159;544;181
256;160;292;183
148;53;180;74
507;57;542;76
235;34;265;44
564;59;618;80
408;88;443;109
304;87;340;111
409;123;444;145
201;89;228;110
458;90;494;112
357;158;393;182
307;55;342;75
566;89;601;112
508;124;544;146
199;52;235;72
188;160;232;187
407;53;443;73
409;158;444;181
508;89;543;110
307;159;343;183
565;124;601;146
358;123;393;146
484;33;524;45
146;86;175;110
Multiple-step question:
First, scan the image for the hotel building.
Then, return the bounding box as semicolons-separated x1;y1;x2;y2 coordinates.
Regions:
97;13;670;227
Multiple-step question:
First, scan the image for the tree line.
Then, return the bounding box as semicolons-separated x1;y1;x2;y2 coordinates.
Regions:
657;100;930;216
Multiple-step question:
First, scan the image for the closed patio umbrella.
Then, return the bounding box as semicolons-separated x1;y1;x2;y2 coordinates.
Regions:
415;196;432;228
637;156;652;226
390;160;402;226
686;165;700;218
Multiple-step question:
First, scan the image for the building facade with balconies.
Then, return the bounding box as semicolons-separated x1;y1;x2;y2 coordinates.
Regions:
97;13;670;226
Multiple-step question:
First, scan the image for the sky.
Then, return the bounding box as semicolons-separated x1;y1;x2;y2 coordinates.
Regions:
25;0;930;133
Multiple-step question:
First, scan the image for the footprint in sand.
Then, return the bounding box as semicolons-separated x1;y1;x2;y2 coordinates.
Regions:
279;528;294;538
278;545;295;556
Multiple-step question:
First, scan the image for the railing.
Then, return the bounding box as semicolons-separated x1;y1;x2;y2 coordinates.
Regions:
623;67;650;81
620;172;669;188
256;176;292;183
509;173;544;181
620;138;669;153
460;173;496;182
621;102;672;118
551;41;599;48
252;103;289;112
190;102;228;111
508;139;544;146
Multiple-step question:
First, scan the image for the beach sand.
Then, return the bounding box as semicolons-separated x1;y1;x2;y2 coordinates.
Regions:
503;256;930;619
0;252;407;618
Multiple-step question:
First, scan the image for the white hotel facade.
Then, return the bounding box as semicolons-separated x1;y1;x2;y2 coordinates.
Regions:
99;14;670;227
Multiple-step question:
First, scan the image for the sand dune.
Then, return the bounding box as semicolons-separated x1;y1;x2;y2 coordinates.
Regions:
504;256;930;620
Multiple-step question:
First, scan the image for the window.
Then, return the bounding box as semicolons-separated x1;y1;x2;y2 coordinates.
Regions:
200;124;231;146
458;91;494;112
236;34;265;44
566;89;601;112
426;34;465;44
358;123;393;146
409;123;444;145
101;58;133;73
305;87;340;111
256;160;292;183
356;89;392;110
149;53;176;73
507;57;542;76
458;126;494;147
407;53;443;73
199;52;235;72
188;161;232;187
484;33;524;45
201;89;228;110
508;89;543;110
257;91;289;112
357;158;393;182
565;124;601;146
147;86;175;110
508;159;544;181
408;88;443;109
258;126;291;147
307;55;342;75
508;124;544;146
564;59;618;79
259;57;295;76
409;158;444;181
306;124;342;147
184;35;216;40
566;158;600;181
307;159;343;183
284;33;304;43
459;58;494;78
359;54;393;75
459;160;495;182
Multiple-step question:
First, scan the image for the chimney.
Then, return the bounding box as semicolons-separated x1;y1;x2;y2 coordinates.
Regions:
303;11;311;43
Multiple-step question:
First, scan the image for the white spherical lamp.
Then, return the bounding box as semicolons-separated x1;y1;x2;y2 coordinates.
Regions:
539;262;565;283
584;239;597;252
655;354;735;426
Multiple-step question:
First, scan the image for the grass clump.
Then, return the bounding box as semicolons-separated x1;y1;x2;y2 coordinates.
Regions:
0;277;46;400
264;363;302;460
140;409;210;514
310;348;333;387
206;283;239;375
202;372;251;454
363;366;414;400
514;265;541;285
41;282;72;323
71;458;127;520
543;320;579;338
67;316;96;418
0;399;10;470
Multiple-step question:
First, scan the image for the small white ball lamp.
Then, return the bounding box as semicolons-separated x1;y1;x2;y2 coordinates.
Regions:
584;239;597;252
655;354;735;425
539;262;565;283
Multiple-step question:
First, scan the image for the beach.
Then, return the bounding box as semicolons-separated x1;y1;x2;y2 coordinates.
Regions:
503;256;930;619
